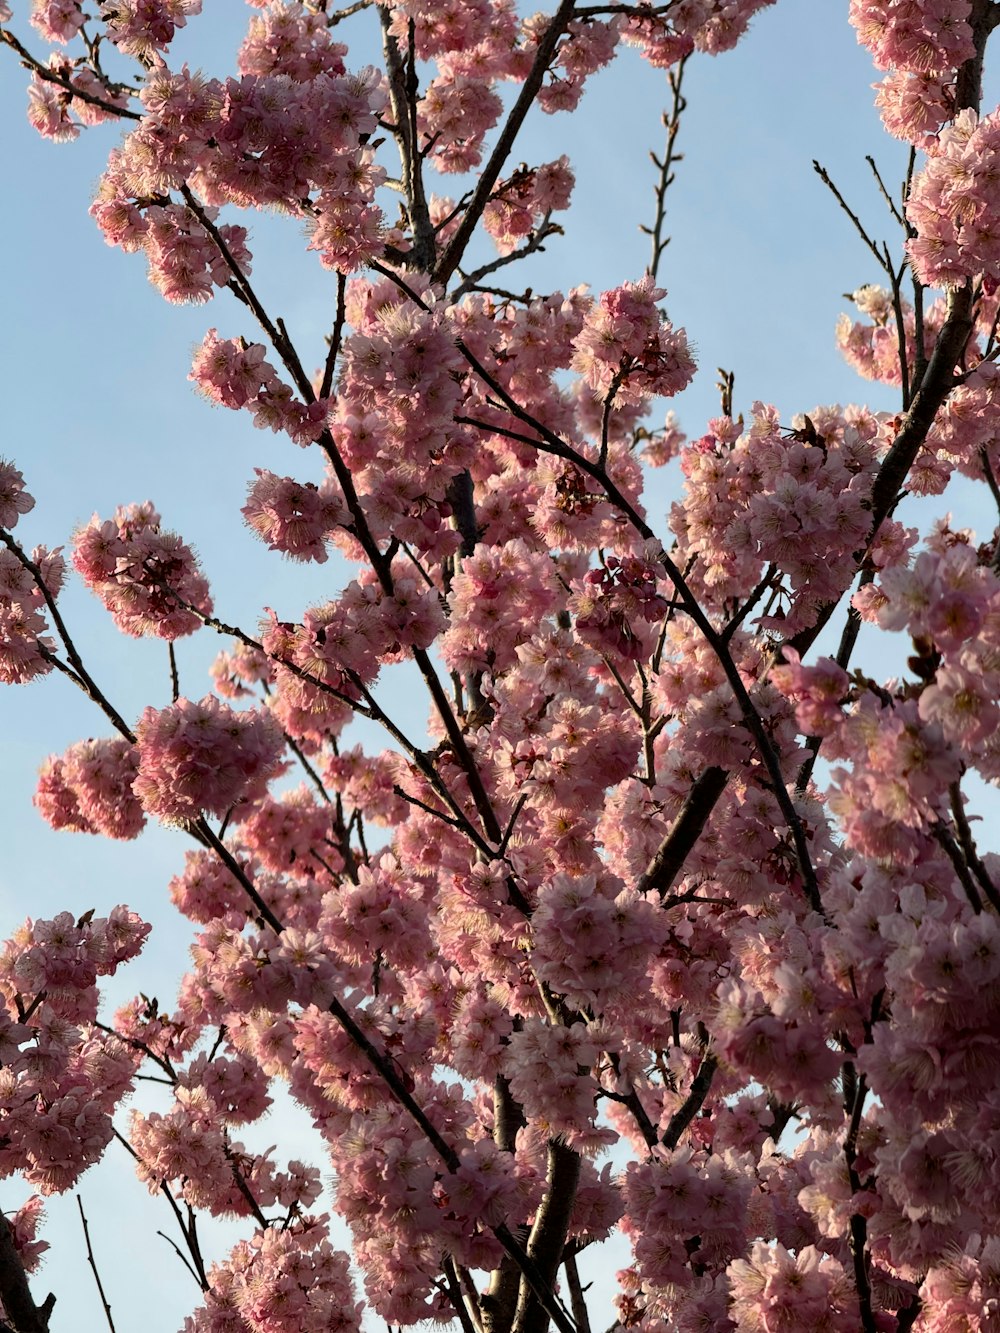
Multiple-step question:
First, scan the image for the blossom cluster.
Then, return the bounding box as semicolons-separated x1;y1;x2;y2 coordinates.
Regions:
185;1218;362;1333
907;108;1000;287
0;462;64;685
482;156;574;255
72;501;212;639
671;403;879;632
85;54;387;298
133;695;285;822
0;908;148;1193
851;0;974;142
571;276;696;406
34;737;145;840
571;552;669;662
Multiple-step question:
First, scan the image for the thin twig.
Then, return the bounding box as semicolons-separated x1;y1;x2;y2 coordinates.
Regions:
320;271;348;400
76;1196;116;1333
933;823;984;914
377;259;823;906
181;186;315;403
323;0;373;23
0;27;140;120
949;781;1000;910
721;565;777;644
112;1132;208;1289
884;250;912;409
843;1072;877;1333
812;161;890;274
0;530;136;741
865;155;905;228
979;447;1000;573
168;641;180;702
642;56;688;281
452;220;562;299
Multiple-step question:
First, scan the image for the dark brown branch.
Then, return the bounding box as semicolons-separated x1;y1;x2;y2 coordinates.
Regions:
452;330;824;908
0;27;140;121
168;641;180;702
562;1251;593;1333
865;155;905;229
0;531;136;741
181;187;316;404
869;284;976;519
788;9;999;663
812;161;890;274
932;822;984;915
883;250;912;409
225;1150;270;1230
662;1049;717;1151
320;271;348;400
843;1071;877;1333
0;1210;54;1333
324;0;374;22
434;0;579;286
511;1141;581;1333
379;9;436;271
636;767;728;898
948;782;1000;911
452;219;562;299
443;1256;483;1333
979;446;1000;573
601;1057;659;1151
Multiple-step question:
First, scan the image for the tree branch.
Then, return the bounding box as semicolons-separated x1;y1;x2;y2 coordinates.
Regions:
76;1197;115;1333
434;0;579;286
0;1211;54;1333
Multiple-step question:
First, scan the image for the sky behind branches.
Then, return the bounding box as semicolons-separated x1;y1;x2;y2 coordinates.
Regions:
0;1;996;1327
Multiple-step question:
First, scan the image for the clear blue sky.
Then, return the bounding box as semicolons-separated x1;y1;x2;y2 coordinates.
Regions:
0;1;993;1327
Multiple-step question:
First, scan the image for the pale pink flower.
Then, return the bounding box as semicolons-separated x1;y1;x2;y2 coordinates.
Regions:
0;461;34;530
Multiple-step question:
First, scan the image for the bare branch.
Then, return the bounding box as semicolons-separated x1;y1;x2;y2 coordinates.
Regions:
643;56;688;281
76;1197;116;1333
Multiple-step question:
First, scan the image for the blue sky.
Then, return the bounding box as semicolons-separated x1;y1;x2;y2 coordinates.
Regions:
0;1;994;1327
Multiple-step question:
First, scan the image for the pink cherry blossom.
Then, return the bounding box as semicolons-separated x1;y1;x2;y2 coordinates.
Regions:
73;502;213;639
133;695;285;821
0;461;35;530
7;1;1000;1330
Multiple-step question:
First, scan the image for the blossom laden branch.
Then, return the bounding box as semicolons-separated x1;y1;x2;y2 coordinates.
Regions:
434;0;580;286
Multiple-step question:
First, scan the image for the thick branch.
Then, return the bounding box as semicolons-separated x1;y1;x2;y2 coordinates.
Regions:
636;766;728;898
662;1050;717;1151
512;1141;581;1333
0;1212;54;1333
379;9;436;270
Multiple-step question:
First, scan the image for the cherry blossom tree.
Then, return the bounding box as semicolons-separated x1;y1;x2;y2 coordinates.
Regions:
2;1;1000;1330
